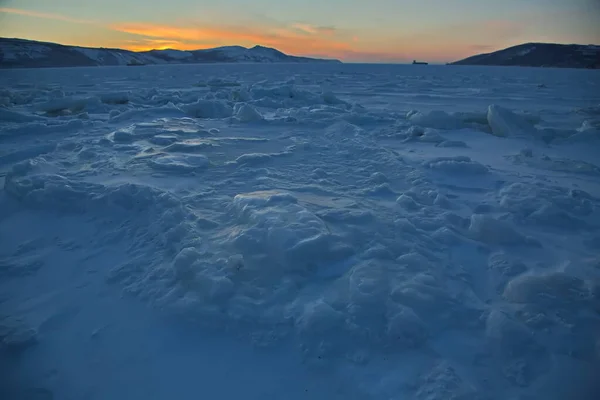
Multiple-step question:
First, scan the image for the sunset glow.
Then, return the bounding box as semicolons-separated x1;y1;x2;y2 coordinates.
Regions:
1;1;598;62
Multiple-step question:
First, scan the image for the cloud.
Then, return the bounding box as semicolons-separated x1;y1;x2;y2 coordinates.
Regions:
0;7;95;25
291;23;336;36
113;23;272;45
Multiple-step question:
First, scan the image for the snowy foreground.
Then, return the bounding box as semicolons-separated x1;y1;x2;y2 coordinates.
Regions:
1;64;599;400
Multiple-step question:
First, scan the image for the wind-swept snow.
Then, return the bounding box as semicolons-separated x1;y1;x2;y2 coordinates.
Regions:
1;63;599;400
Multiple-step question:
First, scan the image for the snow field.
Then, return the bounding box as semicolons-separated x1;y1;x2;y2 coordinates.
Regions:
1;63;600;399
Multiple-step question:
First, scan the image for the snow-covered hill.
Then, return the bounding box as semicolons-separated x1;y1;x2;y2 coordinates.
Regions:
0;38;341;68
452;42;600;69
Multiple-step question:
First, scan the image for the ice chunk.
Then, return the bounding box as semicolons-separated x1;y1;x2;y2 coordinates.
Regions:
507;151;600;177
164;140;214;153
565;120;600;142
487;105;537;137
424;156;488;174
407;110;464;130
148;154;209;172
109;106;186;122
402;127;445;143
172;247;203;282
322;91;345;105
112;130;135;143
35;96;103;115
149;135;178;146
397;194;420;211
99;91;129;105
235;153;271;166
5;162;180;213
234;104;263;122
179;100;233;119
435;140;468;148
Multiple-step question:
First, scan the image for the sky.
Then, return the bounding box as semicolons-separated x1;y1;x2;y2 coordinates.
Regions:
0;0;599;62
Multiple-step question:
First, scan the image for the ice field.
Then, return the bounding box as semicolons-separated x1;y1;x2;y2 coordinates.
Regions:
1;63;599;400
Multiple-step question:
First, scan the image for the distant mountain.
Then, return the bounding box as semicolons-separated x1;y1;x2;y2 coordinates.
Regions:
451;43;600;69
0;38;341;68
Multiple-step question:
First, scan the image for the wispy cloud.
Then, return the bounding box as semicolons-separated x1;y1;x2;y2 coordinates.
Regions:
113;23;268;45
291;23;336;36
0;7;95;25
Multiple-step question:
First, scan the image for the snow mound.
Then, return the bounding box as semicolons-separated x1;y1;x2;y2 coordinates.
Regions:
0;317;37;352
468;214;533;246
487;105;538;138
507;149;600;176
4;160;180;213
386;304;428;348
0;144;56;167
424;156;489;174
179;100;233;119
485;309;537;357
229;191;350;272
0;108;45;123
488;252;528;292
416;361;479;400
501;270;599;381
148;154;210;172
498;182;597;231
504;271;591;307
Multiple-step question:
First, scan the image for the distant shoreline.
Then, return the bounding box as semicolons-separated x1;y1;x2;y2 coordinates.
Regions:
0;37;341;69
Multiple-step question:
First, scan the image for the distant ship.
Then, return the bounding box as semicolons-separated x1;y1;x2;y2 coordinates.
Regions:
412;60;428;65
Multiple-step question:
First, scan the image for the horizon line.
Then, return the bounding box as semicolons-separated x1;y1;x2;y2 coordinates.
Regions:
2;36;597;65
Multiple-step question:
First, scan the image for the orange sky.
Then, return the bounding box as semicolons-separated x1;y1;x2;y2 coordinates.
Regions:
1;1;599;63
